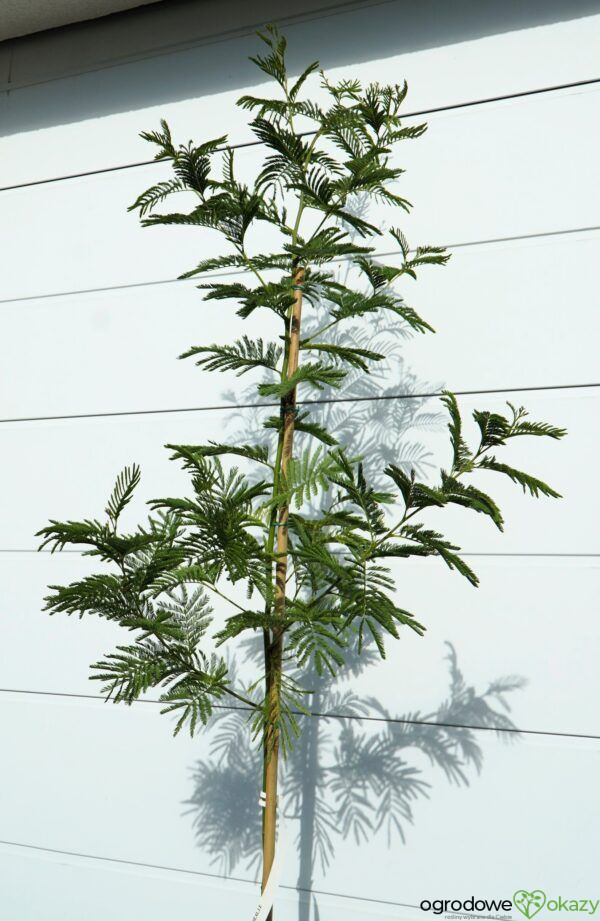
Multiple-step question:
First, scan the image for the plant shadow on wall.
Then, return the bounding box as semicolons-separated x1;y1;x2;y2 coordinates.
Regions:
202;258;524;912
186;643;525;921
194;199;527;918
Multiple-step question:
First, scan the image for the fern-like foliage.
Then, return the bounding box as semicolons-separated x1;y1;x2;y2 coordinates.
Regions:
38;24;564;765
180;336;282;377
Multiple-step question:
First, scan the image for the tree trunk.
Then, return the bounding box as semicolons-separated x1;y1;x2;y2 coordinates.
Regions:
261;264;305;920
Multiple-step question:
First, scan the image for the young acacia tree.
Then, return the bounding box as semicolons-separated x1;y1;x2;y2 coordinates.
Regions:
38;25;565;917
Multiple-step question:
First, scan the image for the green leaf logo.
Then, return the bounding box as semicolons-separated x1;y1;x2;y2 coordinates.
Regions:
514;890;547;918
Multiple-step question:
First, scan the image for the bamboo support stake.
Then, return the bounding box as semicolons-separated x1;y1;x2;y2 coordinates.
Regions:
261;264;305;919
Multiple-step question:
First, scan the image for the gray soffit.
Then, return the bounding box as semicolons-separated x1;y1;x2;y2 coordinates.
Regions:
2;0;599;93
0;0;165;41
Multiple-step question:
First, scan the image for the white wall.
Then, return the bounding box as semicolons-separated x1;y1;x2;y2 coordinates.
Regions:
1;1;599;918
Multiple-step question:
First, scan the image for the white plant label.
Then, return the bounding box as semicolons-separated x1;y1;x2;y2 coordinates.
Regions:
251;795;288;921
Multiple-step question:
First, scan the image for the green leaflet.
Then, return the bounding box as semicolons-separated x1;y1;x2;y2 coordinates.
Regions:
180;336;283;376
257;362;346;398
300;341;385;371
266;445;342;511
477;457;562;498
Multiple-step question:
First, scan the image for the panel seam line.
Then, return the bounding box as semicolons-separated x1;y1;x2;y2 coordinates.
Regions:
1;75;598;194
2;224;599;306
1;381;597;426
0;687;597;741
0;837;419;908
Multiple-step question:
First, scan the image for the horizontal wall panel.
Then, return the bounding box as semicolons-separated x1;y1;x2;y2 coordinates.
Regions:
350;555;600;737
0;845;405;921
397;230;600;394
0;847;268;921
1;231;598;420
1;552;598;737
0;554;122;696
0;696;241;881
0;388;594;553
0;694;597;909
1;3;600;184
2;86;600;302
